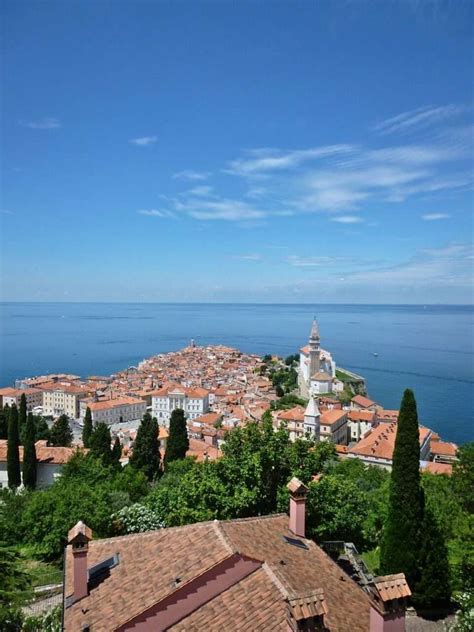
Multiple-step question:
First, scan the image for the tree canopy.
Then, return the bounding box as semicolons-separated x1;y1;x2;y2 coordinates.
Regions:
164;409;189;466
49;415;73;447
130;413;161;481
7;405;21;489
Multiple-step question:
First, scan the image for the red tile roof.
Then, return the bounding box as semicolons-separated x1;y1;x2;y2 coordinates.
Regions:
63;514;372;631
351;395;376;408
0;440;84;465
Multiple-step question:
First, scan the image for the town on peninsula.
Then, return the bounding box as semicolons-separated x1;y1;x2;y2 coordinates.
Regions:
0;319;469;632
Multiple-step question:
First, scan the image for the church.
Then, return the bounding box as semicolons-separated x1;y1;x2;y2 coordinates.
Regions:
298;318;336;398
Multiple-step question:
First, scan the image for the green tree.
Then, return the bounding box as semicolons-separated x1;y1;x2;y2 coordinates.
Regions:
452;442;474;513
89;422;112;465
82;407;93;448
0;405;9;440
306;475;371;548
164;409;189;466
49;415;73;447
412;492;451;608
380;389;423;588
111;436;122;468
22;413;37;490
33;415;50;442
0;541;31;631
7;405;21;489
130;413;161;481
18;394;27;444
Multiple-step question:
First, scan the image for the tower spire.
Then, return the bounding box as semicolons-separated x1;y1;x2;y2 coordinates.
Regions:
310;316;320;341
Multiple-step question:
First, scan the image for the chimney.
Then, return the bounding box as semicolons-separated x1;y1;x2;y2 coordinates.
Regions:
369;573;411;632
287;477;309;538
287;589;328;631
67;521;93;603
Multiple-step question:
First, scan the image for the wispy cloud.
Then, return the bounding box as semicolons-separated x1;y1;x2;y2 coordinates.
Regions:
372;104;466;136
422;213;451;221
137;209;175;218
20;117;61;130
176;198;267;221
129;136;157;146
173;170;210;181
226;145;354;176
286;255;342;267
330;215;363;224
231;254;262;261
0;209;14;215
188;185;214;197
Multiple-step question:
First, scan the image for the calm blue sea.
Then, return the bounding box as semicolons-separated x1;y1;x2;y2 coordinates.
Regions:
0;303;472;444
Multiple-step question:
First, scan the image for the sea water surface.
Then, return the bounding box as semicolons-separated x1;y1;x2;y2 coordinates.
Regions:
0;303;472;444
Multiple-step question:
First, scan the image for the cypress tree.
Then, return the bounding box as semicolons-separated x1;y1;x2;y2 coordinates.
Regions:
164;408;189;466
130;413;161;481
7;405;21;489
0;405;9;440
111;436;122;468
380;389;423;588
49;414;73;447
82;407;93;448
412;492;451;608
18;394;27;444
89;422;112;465
22;413;37;490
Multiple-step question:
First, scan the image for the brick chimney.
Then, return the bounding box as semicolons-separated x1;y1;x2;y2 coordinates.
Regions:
287;477;309;538
67;521;93;603
369;573;411;632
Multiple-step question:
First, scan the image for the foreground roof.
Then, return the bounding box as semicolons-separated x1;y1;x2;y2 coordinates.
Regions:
64;514;372;631
0;439;82;465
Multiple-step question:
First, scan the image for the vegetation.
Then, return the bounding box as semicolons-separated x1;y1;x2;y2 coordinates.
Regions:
0;404;9;439
0;396;470;621
164;409;189;466
130;413;161;480
49;414;73;447
7;404;21;489
270;393;307;411
89;422;113;465
22;413;37;490
82;406;93;448
0;540;32;630
380;389;423;587
19;394;27;443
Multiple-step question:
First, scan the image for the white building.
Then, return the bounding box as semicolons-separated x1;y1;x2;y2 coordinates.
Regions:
0;387;44;411
298;319;336;398
41;382;90;419
347;410;376;443
0;440;81;489
320;409;348;445
151;383;210;426
80;396;147;426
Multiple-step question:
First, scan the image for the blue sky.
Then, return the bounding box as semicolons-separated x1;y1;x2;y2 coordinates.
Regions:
2;0;473;303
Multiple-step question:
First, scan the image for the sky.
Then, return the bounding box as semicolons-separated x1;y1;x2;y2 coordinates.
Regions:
1;0;473;304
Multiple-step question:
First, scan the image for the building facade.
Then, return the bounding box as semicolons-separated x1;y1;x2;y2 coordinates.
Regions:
0;440;81;489
0;387;44;411
151;383;210;426
41;382;90;419
80;397;147;426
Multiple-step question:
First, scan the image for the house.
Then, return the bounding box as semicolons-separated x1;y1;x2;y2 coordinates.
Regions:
0;439;81;488
350;395;377;412
347;410;376;443
320;409;348;445
347;422;432;470
429;440;458;464
80;396;147;426
274;406;306;441
40;382;91;418
0;386;44;411
63;478;411;631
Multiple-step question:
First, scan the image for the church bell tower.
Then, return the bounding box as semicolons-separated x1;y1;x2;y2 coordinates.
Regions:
308;317;320;378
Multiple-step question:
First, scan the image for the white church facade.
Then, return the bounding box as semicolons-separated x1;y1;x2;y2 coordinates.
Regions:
298;318;337;398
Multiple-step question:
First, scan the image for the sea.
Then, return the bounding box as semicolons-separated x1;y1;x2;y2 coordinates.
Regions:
0;303;472;445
